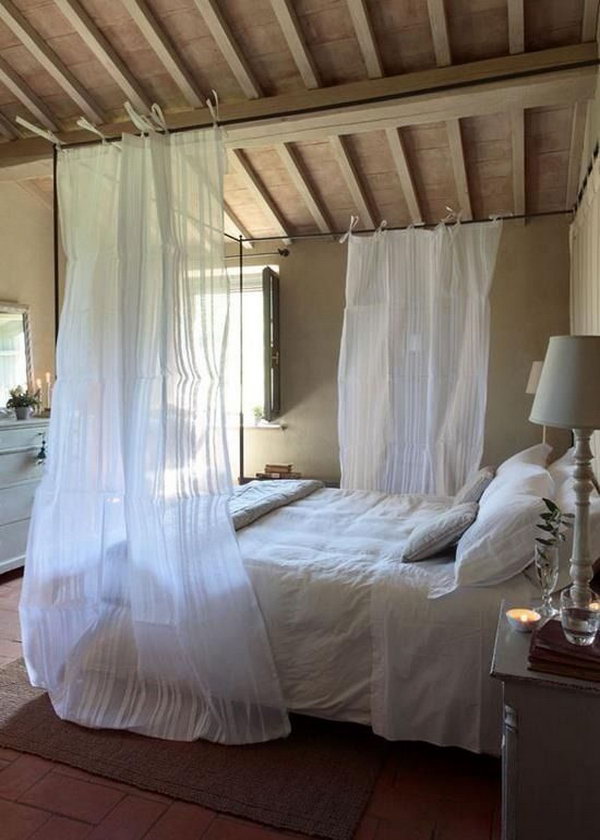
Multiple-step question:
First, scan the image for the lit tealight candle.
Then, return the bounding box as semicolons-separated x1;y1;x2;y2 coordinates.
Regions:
506;608;542;633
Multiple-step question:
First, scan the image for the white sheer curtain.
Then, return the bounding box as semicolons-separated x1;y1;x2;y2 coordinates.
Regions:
338;222;502;495
20;129;289;744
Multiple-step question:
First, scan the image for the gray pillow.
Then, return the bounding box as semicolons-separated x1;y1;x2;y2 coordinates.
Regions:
402;503;479;563
453;466;495;505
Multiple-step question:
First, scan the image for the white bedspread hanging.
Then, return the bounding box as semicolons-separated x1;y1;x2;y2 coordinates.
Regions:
338;222;502;495
20;129;289;744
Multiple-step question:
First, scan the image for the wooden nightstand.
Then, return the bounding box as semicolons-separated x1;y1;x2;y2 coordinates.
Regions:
491;606;600;840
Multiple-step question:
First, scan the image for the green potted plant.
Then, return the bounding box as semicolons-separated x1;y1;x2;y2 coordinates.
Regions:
6;386;41;421
534;498;574;617
252;405;264;426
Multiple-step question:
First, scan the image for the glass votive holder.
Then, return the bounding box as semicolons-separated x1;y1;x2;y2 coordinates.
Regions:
560;587;600;646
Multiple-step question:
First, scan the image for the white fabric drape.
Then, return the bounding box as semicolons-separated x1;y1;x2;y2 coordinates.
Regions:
570;155;600;477
338;222;502;495
20;130;289;744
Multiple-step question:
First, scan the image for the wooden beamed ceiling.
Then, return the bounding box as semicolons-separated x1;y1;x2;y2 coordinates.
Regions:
0;0;597;241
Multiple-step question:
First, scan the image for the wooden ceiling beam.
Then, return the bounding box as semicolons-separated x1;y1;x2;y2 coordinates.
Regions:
446;118;472;220
0;56;59;131
566;100;587;208
276;142;331;232
582;0;600;41
427;0;452;67
228;149;290;242
385;127;423;225
510;108;525;216
224;203;254;248
0;0;104;123
120;0;204;109
269;0;319;89
330;135;375;228
0;45;595;164
507;0;525;54
192;0;261;99
55;0;150;113
345;0;383;79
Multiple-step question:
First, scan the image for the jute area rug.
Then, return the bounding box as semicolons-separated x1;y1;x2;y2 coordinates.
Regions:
0;660;388;840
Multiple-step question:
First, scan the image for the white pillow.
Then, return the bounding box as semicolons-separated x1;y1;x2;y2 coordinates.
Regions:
454;450;555;588
402;503;478;562
548;447;574;491
454;467;495;505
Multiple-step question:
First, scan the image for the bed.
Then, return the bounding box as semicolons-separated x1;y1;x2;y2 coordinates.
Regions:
231;478;540;755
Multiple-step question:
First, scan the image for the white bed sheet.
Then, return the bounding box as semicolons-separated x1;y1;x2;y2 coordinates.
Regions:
237;486;538;755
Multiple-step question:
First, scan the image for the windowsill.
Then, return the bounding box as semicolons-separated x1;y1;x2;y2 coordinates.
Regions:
247;422;286;430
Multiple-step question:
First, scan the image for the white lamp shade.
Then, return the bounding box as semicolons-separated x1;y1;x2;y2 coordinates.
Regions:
525;361;543;395
530;335;600;430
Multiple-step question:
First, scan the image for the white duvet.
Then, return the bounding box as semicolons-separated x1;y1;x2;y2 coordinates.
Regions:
236;483;538;754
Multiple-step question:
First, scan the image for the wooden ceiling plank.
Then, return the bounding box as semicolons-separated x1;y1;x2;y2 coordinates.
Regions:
385;127;423;224
269;0;319;89
329;135;375;228
0;56;59;131
192;0;261;99
121;0;204;109
229;149;290;241
510;107;525;215
55;0;150;113
0;46;595;163
0;0;103;123
0;109;18;139
224;203;254;248
582;0;600;41
507;0;524;54
276;142;331;232
345;0;383;79
427;0;452;67
566;100;587;207
446;118;472;220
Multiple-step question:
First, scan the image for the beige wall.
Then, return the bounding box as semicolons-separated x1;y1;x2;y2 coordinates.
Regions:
242;215;571;482
0;183;55;392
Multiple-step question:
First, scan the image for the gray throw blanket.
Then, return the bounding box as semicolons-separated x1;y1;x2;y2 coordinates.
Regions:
230;479;324;531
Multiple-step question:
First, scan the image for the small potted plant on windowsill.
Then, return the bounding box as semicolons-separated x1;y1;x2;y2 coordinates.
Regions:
6;386;41;421
252;405;264;426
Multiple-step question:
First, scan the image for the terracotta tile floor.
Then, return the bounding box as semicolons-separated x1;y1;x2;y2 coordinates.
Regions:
0;571;501;839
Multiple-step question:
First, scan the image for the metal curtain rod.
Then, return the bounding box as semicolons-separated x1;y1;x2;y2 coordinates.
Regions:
223;209;572;244
37;57;599;150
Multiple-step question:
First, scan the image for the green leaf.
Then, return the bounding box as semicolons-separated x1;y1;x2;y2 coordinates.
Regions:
543;498;559;512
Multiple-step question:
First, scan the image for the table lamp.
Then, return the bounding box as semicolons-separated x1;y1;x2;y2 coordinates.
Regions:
530;336;600;607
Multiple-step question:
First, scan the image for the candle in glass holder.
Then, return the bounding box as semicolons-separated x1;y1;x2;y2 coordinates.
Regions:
506;608;542;633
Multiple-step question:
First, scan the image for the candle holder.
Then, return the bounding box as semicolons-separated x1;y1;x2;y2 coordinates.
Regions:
506;608;542;633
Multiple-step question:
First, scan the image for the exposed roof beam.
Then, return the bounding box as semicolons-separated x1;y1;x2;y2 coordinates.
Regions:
385;127;423;225
229;149;290;242
192;0;261;99
510;108;525;216
446;118;472;220
582;0;600;41
276;142;331;232
0;0;104;123
345;0;383;79
427;0;452;67
0;45;595;164
0;55;59;131
269;0;319;89
566;100;587;207
224;203;254;249
507;0;524;54
120;0;204;109
330;135;375;228
55;0;150;113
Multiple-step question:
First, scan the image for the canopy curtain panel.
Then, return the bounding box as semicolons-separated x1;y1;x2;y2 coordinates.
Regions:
570;155;600;480
338;222;502;495
19;129;289;744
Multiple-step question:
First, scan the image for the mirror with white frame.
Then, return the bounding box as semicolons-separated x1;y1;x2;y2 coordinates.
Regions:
0;302;33;410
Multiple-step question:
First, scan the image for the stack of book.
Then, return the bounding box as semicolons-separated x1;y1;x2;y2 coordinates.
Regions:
256;463;302;480
528;619;600;682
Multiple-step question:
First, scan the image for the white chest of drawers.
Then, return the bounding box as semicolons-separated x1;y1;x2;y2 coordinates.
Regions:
0;417;49;576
